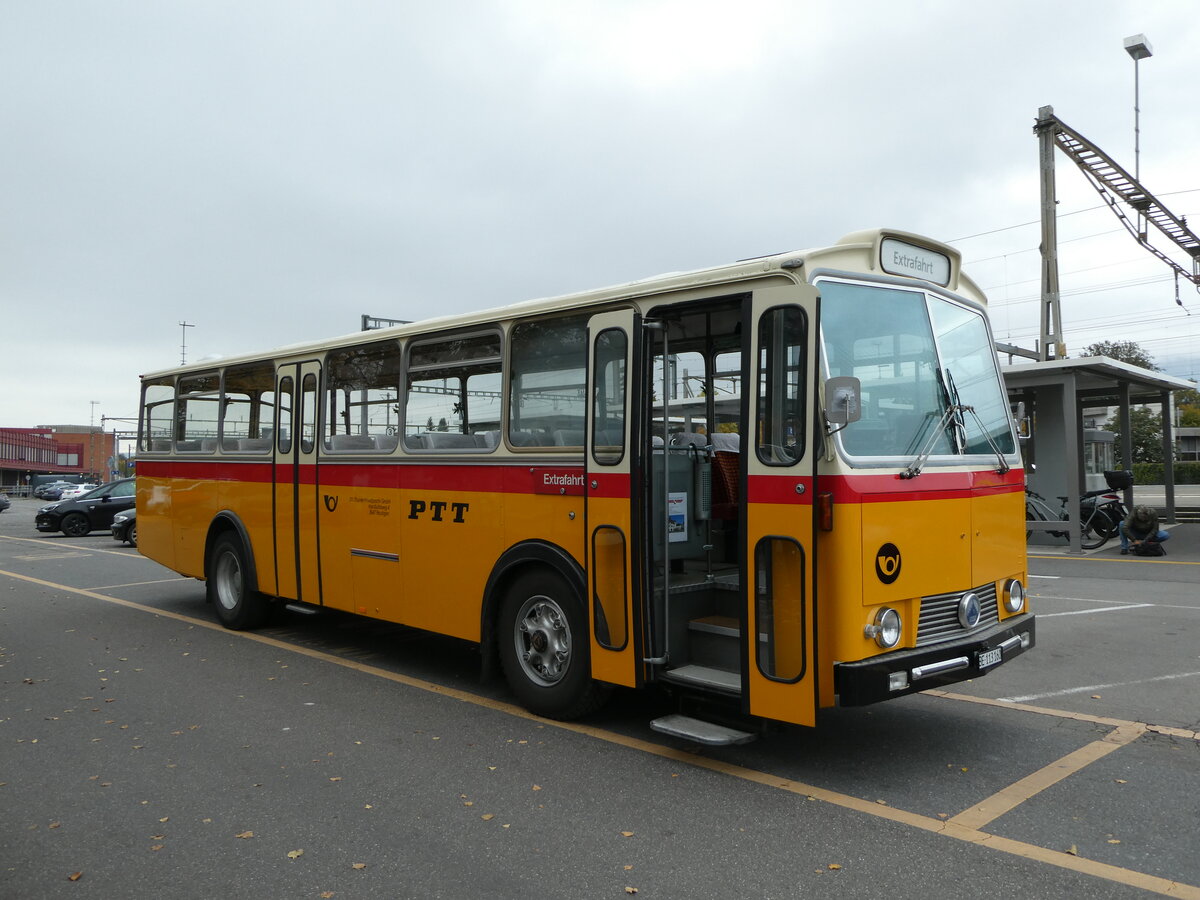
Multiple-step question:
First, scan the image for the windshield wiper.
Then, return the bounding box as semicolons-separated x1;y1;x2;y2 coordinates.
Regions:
901;369;1010;479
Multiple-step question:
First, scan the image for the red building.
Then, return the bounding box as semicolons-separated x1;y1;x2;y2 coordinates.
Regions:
0;426;117;493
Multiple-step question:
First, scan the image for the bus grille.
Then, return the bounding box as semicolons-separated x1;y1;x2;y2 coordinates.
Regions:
915;583;999;647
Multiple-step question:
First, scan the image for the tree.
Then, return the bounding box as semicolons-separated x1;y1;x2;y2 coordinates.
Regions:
1175;385;1200;428
1081;340;1158;371
1104;406;1164;465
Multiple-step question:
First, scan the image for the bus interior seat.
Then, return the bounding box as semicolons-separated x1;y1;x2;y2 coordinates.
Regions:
473;430;501;449
553;429;585;447
237;438;273;452
330;434;376;451
419;432;479;450
508;431;539;447
374;434;399;452
668;432;708;449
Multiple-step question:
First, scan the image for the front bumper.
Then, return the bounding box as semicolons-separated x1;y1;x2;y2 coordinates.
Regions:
835;613;1035;706
35;516;60;532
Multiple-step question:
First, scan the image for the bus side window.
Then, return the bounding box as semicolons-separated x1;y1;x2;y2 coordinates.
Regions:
176;372;221;453
404;331;502;451
323;341;402;453
755;306;807;466
140;378;175;453
508;315;587;450
221;361;276;453
277;376;294;454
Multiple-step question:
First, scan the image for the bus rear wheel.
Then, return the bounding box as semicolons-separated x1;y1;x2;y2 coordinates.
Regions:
499;569;608;720
207;533;269;630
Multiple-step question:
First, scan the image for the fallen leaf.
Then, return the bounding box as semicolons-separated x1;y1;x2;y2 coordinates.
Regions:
329;777;342;782
828;863;843;870
352;863;367;870
1067;845;1078;856
463;801;474;807
621;831;634;837
150;844;164;852
624;888;638;895
1091;695;1102;700
236;831;254;839
624;866;633;871
532;785;542;791
1115;779;1127;784
321;893;334;899
1108;839;1121;844
481;814;494;821
68;872;83;882
287;849;304;860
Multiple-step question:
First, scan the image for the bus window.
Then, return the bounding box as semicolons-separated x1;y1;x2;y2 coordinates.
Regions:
820;281;952;460
300;373;317;455
404;332;502;450
323;341;402;453
221;362;276;452
140;378;175;453
755;306;807;466
176;372;221;453
277;376;294;454
508;316;587;448
591;328;627;464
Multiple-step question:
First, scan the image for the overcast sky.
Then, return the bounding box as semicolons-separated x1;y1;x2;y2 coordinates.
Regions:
3;1;1198;434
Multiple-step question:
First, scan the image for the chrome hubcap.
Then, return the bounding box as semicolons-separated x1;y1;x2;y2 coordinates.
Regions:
514;595;571;686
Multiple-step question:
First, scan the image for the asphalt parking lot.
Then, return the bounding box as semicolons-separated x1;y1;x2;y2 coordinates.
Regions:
1;497;1197;899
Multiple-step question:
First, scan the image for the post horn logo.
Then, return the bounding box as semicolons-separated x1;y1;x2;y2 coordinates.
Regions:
323;494;339;512
875;543;902;584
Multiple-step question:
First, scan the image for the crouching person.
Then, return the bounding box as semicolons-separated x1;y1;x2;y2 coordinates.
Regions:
1120;505;1170;556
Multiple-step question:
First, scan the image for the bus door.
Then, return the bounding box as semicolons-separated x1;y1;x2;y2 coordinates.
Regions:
273;361;322;605
744;285;820;726
585;309;642;688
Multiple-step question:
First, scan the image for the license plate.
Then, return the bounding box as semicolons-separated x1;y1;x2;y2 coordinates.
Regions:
978;647;1002;669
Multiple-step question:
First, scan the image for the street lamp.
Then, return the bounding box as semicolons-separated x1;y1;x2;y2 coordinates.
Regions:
1123;34;1153;182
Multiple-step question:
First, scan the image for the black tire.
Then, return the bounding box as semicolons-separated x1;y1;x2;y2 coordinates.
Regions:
498;569;609;720
1079;507;1111;550
128;521;137;548
61;512;91;537
207;533;269;630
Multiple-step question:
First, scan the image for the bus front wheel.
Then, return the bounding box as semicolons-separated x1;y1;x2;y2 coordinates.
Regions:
498;569;608;720
207;533;269;630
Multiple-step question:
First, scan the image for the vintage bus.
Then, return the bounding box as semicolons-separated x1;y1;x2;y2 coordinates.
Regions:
137;228;1033;742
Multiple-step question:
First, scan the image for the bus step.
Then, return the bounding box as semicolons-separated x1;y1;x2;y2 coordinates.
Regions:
661;664;741;694
650;713;756;746
688;615;740;671
284;602;322;616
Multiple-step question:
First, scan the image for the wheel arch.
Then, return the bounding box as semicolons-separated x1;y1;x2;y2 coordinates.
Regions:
204;511;259;589
479;540;587;677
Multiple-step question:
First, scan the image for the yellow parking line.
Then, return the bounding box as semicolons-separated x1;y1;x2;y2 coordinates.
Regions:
2;566;1198;899
948;722;1146;830
1029;553;1200;566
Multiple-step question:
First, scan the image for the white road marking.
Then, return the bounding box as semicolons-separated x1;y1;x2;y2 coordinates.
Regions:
1000;670;1200;703
1036;603;1153;618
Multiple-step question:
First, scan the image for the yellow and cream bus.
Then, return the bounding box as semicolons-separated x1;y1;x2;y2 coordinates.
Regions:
137;228;1033;742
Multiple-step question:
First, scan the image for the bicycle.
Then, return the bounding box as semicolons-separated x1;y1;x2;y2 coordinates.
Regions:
1025;487;1119;550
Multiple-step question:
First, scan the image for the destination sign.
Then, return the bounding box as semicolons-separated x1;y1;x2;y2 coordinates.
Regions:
880;237;950;286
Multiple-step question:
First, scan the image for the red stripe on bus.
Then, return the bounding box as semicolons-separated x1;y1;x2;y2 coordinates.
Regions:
136;459;1022;503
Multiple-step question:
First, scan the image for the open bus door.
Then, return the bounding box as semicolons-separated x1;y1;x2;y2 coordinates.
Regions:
744;285;821;727
585;309;643;689
273;360;322;604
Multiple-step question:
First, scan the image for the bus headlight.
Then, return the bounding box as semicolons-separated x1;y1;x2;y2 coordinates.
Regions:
865;607;902;648
1003;579;1025;614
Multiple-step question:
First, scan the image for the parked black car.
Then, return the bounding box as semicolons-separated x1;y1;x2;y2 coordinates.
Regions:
111;508;137;547
36;478;135;536
0;492;10;513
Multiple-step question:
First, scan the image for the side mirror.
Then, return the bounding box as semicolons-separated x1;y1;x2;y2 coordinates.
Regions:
824;376;862;427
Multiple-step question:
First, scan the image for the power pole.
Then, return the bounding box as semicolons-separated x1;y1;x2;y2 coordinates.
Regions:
1035;106;1066;361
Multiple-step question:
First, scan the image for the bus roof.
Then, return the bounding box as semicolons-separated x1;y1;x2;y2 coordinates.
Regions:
142;228;980;380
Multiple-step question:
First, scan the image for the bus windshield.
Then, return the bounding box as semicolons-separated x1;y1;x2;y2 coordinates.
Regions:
819;279;1015;462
